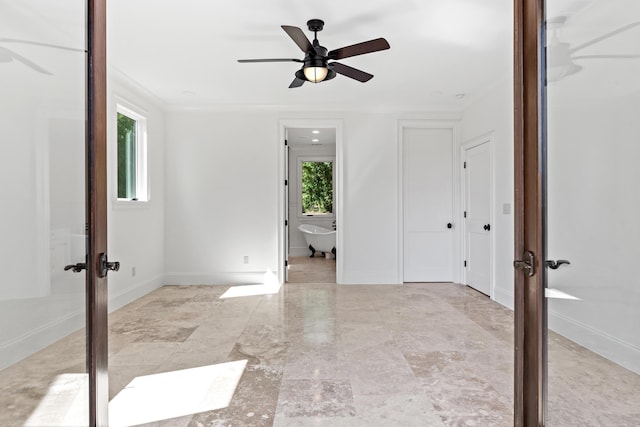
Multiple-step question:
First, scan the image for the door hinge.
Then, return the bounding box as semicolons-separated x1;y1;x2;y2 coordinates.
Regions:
285;179;288;186
463;161;467;168
285;139;288;146
464;260;467;267
285;219;288;226
513;251;536;277
464;211;467;218
285;260;288;267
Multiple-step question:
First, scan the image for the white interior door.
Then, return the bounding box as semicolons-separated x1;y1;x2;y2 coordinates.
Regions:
464;141;491;295
403;128;454;282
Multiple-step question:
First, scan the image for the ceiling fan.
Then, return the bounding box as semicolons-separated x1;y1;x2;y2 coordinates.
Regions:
237;19;390;88
0;38;85;75
546;17;640;82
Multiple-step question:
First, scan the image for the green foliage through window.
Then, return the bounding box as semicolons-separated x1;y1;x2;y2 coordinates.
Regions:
301;161;333;214
117;112;137;199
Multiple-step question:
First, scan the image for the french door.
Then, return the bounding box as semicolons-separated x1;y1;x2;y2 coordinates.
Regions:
0;1;109;426
515;0;640;425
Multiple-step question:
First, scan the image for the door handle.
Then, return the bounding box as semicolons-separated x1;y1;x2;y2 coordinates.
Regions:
545;259;570;270
447;223;453;229
483;224;491;231
98;253;120;278
64;263;86;273
514;251;535;277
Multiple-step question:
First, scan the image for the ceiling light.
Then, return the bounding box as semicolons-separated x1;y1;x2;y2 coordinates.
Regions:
303;66;328;83
312;139;319;142
312;130;320;134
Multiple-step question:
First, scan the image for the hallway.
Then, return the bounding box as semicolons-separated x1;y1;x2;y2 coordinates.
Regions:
1;281;638;426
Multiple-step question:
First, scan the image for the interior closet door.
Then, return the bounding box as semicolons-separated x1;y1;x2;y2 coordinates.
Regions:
0;1;109;426
464;141;491;296
403;127;454;282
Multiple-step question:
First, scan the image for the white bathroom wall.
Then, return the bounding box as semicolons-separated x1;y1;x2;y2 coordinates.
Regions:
460;76;515;309
288;143;336;257
106;69;167;310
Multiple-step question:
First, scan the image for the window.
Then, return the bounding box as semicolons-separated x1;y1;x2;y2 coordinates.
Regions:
116;104;148;201
299;159;334;216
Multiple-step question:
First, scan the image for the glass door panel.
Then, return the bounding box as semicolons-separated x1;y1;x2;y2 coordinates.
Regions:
544;0;640;424
0;1;89;425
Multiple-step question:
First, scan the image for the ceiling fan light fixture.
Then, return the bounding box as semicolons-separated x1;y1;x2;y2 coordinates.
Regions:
303;66;328;83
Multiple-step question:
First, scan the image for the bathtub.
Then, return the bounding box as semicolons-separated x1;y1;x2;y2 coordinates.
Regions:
298;224;336;257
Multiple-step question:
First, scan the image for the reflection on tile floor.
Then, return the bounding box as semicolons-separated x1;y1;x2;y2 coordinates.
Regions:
287;256;335;283
1;269;639;425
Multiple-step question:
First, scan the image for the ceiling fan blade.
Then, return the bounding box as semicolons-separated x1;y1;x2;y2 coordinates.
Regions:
330;62;373;82
328;38;390;60
573;54;640;60
570;22;640;53
238;58;303;63
281;25;316;54
289;77;305;88
5;48;52;75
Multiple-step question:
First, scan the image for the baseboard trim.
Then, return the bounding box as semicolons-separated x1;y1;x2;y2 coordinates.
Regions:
108;274;164;313
549;309;640;374
0;309;84;371
163;271;271;285
493;288;514;310
0;275;164;371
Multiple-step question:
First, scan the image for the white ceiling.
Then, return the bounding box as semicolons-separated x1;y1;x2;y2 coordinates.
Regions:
106;0;514;110
287;128;336;147
2;0;637;110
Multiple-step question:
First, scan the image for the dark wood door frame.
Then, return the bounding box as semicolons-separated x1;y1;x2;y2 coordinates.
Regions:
514;0;546;426
87;0;108;425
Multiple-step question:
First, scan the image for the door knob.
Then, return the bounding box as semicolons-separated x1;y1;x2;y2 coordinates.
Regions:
483;224;491;231
447;223;453;229
545;259;570;270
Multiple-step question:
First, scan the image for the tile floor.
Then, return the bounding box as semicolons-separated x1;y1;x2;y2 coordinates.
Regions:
1;259;639;426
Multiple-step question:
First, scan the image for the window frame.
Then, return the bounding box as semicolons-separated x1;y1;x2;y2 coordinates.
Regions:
114;100;149;205
297;156;335;219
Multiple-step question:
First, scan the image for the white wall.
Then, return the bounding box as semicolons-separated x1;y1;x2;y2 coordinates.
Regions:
164;111;280;284
288;143;336;257
106;69;166;310
164;109;467;285
460;76;515;309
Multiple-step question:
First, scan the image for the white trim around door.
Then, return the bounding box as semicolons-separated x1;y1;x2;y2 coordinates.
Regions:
278;119;344;284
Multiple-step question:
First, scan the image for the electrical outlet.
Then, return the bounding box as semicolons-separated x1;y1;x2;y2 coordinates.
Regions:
243;256;249;264
131;266;136;277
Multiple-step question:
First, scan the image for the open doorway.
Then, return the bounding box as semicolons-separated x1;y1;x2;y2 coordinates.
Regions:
278;120;343;284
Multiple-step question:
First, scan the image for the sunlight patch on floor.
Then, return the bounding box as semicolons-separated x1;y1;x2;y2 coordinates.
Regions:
220;269;281;299
24;373;88;427
109;360;247;427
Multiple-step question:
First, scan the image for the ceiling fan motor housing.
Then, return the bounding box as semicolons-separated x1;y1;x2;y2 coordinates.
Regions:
307;19;324;32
